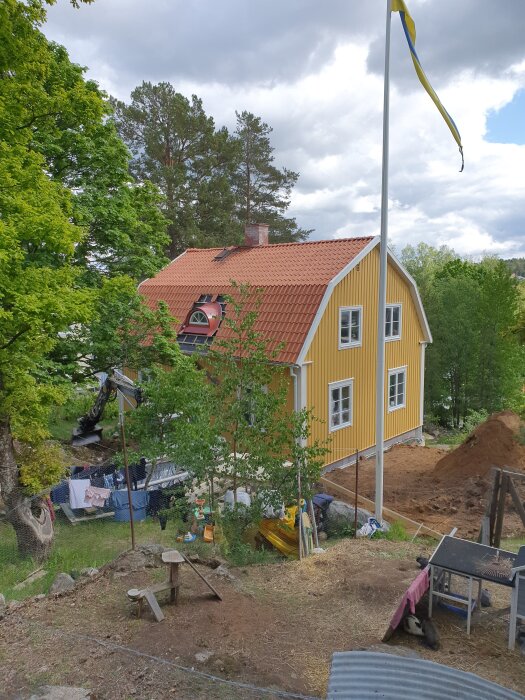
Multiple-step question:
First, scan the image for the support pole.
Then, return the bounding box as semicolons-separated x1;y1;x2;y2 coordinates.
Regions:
375;0;392;524
119;391;136;551
354;449;359;537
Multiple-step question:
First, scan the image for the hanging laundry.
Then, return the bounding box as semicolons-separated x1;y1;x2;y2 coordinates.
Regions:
50;480;69;504
69;479;91;509
84;486;111;508
110;490;149;522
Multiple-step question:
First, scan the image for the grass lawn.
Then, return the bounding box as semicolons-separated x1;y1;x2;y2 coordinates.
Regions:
0;512;205;602
501;536;525;553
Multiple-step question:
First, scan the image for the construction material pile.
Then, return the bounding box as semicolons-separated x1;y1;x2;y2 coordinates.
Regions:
433;411;525;480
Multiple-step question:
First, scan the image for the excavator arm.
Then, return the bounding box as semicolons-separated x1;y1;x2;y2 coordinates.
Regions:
72;374;142;447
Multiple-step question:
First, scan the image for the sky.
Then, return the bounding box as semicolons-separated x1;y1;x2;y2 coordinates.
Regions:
43;0;525;259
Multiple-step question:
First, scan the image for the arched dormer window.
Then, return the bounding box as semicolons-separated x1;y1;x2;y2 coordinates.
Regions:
188;309;209;326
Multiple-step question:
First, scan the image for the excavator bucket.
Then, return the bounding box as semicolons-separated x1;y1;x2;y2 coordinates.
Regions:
72;425;104;447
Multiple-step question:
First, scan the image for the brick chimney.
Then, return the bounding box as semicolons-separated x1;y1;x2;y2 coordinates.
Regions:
244;223;269;247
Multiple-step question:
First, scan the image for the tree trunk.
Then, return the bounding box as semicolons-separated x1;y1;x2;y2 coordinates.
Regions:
0;417;54;562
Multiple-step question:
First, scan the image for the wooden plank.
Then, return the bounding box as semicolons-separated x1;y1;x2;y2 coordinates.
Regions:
319;477;443;539
181;553;222;600
478;468;498;543
489;469;502;546
143;589;165;622
60;502;114;525
493;473;508;548
502;468;525;483
479;516;490;546
508;477;525;528
162;550;185;564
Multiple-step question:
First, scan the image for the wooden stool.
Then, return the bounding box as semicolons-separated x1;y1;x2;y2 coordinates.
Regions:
162;549;185;604
126;549;222;623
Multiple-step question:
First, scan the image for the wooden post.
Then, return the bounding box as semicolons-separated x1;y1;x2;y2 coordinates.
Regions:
478;467;497;544
488;468;501;546
119;417;136;551
354;449;359;538
508;477;525;529
493;473;508;548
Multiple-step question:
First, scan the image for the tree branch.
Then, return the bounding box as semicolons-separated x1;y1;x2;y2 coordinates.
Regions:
0;325;31;351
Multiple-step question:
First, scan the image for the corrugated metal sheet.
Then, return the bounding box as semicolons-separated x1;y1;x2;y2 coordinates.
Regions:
327;651;524;699
306;246;426;466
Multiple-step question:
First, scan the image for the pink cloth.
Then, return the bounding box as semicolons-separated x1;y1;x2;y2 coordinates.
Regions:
84;486;111;508
390;566;430;630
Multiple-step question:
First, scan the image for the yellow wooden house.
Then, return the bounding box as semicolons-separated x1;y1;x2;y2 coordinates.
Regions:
139;224;432;471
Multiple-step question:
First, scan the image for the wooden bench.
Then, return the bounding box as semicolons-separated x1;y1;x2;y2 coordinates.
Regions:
127;549;222;622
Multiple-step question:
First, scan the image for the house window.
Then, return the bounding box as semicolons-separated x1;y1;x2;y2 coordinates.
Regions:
188;309;209;326
388;367;406;411
385;304;401;340
329;379;353;432
339;307;362;348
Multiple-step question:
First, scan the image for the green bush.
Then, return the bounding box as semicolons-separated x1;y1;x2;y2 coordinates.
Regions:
217;502;280;566
461;408;489;435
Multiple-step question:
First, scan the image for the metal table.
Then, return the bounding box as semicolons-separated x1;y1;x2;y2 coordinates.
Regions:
429;535;516;634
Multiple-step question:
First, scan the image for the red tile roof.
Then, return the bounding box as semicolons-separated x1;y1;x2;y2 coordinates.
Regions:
139;237;375;364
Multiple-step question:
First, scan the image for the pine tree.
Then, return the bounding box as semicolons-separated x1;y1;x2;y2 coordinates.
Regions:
232;111;311;243
112;83;239;257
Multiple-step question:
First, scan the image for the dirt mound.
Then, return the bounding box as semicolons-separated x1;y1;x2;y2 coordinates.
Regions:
434;411;525;480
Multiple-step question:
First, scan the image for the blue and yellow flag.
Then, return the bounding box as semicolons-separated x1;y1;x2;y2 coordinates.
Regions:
392;0;464;171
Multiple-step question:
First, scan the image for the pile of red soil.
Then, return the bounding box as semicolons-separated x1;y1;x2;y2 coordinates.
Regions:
433;411;525;480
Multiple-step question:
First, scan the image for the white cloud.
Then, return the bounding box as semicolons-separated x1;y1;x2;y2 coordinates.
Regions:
42;0;525;259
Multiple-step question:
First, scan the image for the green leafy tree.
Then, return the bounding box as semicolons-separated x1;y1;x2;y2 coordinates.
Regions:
400;242;456;303
0;0;170;560
425;257;524;425
126;353;215;478
0;0;97;560
51;277;177;384
504;258;525;278
232;111;311;243
112;82;239;257
207;283;328;511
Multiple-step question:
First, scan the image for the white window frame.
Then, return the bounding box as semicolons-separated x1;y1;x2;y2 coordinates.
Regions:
328;378;353;432
338;306;362;349
388;366;406;412
189;309;209;326
385;303;402;341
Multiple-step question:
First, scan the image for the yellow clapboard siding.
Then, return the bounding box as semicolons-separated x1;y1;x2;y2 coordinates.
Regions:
305;247;425;467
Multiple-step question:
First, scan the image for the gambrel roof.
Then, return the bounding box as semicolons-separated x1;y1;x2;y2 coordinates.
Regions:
139;236;431;364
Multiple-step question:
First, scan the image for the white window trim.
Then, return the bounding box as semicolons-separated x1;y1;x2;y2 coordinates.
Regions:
328;378;354;433
338;306;363;350
385;303;402;342
189;309;209;326
387;366;407;412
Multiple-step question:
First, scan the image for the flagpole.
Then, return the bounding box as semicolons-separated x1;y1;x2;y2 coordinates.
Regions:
375;0;392;523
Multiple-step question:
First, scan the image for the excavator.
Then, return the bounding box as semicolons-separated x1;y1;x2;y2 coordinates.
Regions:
72;372;142;447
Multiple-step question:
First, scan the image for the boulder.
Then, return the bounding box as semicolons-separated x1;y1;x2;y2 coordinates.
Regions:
49;573;75;595
0;593;5;611
212;564;235;581
109;544;168;573
325;500;372;536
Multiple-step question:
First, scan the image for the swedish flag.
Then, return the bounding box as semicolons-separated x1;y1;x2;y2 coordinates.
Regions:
392;0;464;171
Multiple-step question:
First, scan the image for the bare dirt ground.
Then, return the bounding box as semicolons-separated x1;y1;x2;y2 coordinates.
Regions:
0;538;523;699
325;411;525;539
